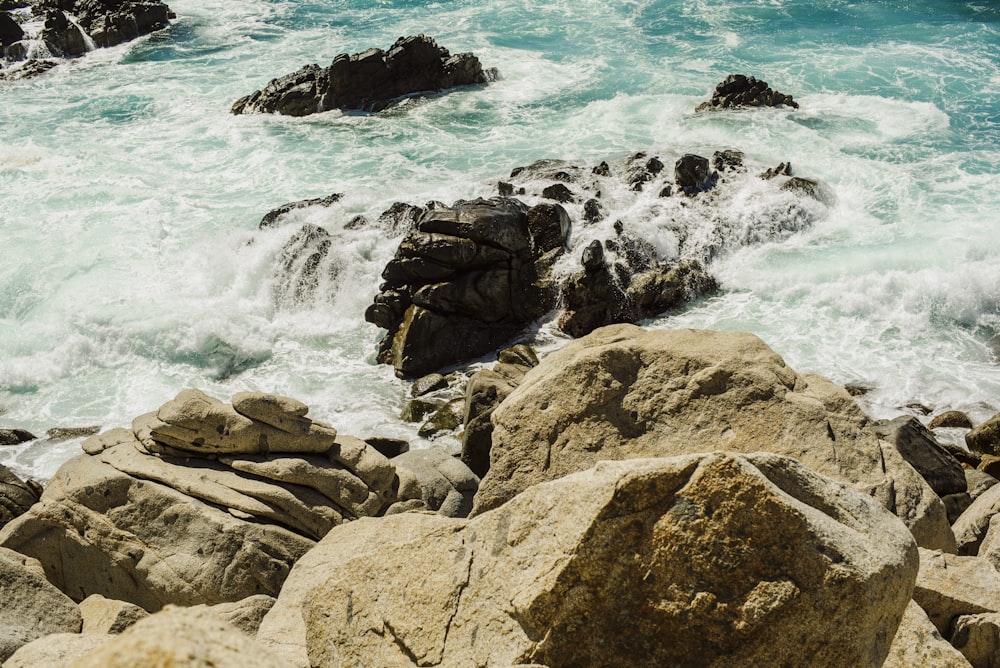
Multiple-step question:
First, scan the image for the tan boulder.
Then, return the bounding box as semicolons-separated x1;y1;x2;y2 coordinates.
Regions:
474;325;954;550
883;600;972;667
913;548;1000;636
141;388;337;455
4;633;112;668
955;483;1000;556
0;547;82;661
74;606;286;667
198;594;276;636
0;453;313;611
79;593;149;633
287;453;915;667
951;612;1000;668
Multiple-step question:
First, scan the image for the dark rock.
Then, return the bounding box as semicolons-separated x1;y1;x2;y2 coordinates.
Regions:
713;149;745;173
658;185;673;198
760;162;793;180
272;224;337;307
905;402;934;416
363;437;409;459
592;161;611;177
697;74;799;111
497;181;513;196
233;35;489;116
461;358;533;478
942;492;972;525
377;202;424;237
0;58;58;80
930;411;974;430
509;158;576;181
417;402;461;438
541;183;574;203
0;429;35;446
75;0;171;49
675;153;717;194
942;441;981;469
967;413;1000;456
580;239;605;271
979;455;1000;480
400;399;437;423
367;197;567;378
625;152;663;191
583;198;604;223
781;176;824;201
0;464;38;530
343;214;368;230
258;193;342;229
874;416;967;498
626;260;718;319
45;426;100;441
410;373;448;398
0;11;23;48
41;10;87;56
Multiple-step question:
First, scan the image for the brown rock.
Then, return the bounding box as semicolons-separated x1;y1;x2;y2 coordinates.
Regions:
80;593;149;634
913;548;1000;636
931;411;975;430
951;612;1000;668
968;414;1000;456
300;454;917;668
883;600;972;668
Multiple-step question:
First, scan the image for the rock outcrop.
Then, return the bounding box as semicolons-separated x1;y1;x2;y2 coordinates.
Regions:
366;197;568;377
697;73;799;111
264;454;916;667
0;464;39;530
474;324;954;551
0;547;82;661
232;35;491;116
0;390;397;611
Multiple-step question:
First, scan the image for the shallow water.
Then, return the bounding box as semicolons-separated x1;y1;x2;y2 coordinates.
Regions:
2;0;999;479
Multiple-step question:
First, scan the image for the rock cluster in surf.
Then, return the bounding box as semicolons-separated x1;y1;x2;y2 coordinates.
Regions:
697;73;799;111
0;0;172;79
231;34;493;116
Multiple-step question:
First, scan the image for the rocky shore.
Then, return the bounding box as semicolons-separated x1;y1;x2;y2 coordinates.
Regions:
0;0;173;79
3;69;998;666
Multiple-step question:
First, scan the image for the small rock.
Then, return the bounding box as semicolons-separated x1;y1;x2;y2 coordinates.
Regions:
80;594;149;634
0;429;34;446
675;153;717;194
417;402;462;438
410;373;449;397
401;398;438;423
541;183;574;203
931;411;975;430
258;194;342;229
968;414;1000;456
46;426;101;441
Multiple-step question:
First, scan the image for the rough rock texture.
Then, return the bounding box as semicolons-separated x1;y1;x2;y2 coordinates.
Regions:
0;463;38;530
968;413;1000;456
41;10;88;56
258;193;342;229
391;446;479;517
883;600;973;668
232;35;490;115
461;351;535;477
697;73;799;111
475;324;954;552
968;470;999;502
200;595;277;636
952;612;1000;668
954;483;1000;556
0;11;23;48
4;633;112;668
80;593;149;634
0;547;82;661
74;0;172;48
297;454;917;668
931;411;975;430
366;197;568;377
675;153;718;194
73;605;286;667
913;548;1000;637
0;428;35;445
876;416;967;498
0;391;397;611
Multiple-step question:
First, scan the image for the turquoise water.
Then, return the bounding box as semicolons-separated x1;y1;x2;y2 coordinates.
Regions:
2;0;1000;478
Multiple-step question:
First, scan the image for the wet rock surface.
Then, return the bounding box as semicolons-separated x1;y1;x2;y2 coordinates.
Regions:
232;35;492;116
697;73;799;111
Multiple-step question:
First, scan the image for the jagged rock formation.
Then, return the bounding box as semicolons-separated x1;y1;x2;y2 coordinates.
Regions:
0;465;38;531
697;73;799;111
232;35;491;116
0;390;397;611
259;454;917;667
365;197;568;378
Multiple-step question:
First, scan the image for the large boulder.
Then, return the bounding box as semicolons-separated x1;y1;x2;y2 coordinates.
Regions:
232;35;490;115
0;11;23;48
366;197;568;377
696;73;799;111
967;413;1000;456
41;9;88;56
913;548;1000;637
0;463;39;530
292;454;916;667
0;390;397;610
0;547;82;661
474;324;954;552
883;600;972;668
875;416;967;497
953;483;1000;556
952;612;1000;668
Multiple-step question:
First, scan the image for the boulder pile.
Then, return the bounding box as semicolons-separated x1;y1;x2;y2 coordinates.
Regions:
697;73;799;111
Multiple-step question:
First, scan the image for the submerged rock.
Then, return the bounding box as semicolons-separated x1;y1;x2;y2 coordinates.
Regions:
697;73;799;111
232;35;491;116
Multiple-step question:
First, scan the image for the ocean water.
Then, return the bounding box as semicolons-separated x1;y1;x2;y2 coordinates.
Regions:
2;0;999;480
